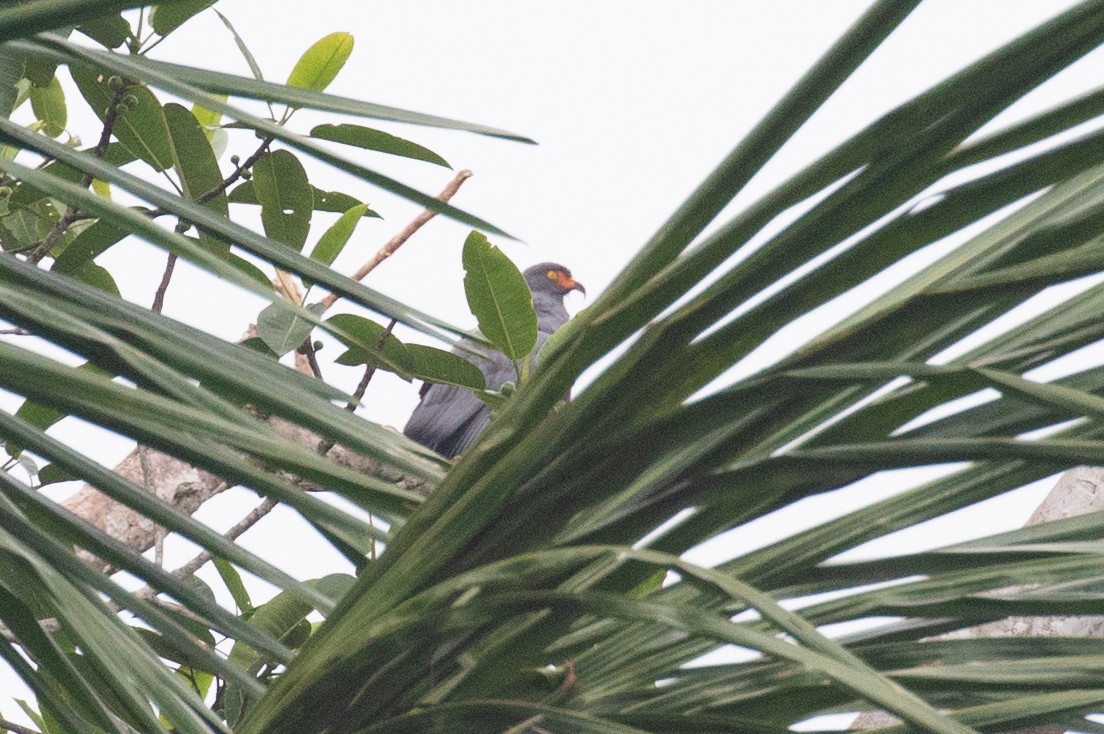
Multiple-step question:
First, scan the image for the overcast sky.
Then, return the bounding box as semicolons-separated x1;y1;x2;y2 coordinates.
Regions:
3;0;1102;722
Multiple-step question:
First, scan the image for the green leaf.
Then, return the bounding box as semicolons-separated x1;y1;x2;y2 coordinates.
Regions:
36;463;76;487
76;14;130;49
229;180;379;217
191;94;225;137
164;102;229;255
150;0;216;36
257;301;324;356
287;32;354;93
310;123;450;167
213;558;253;614
29;74;65;137
51;219;127;274
251;149;313;249
227;253;273;289
23;56;57;88
307;203;368;274
406;344;485;390
54;49;535;143
70;66;174;172
224;573;353;725
462;230;537;360
313;188;379;216
327;313;414;376
71;262;120;295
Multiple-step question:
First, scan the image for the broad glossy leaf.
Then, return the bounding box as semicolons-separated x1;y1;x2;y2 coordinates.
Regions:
213;558;253;614
311;123;450;167
251;149;313;249
35;464;75;487
287;32;354;93
23;56;57;88
462;230;537;360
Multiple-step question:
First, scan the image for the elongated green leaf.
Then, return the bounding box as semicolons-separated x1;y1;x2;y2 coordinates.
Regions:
252;149;313;249
407;344;485;390
307;203;367;270
462;230;537;360
287;32;353;93
29;74;65;137
165;102;230;253
229;180;379;216
311;123;450;167
40;41;535;142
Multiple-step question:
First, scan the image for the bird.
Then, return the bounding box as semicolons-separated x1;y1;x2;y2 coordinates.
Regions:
403;263;585;458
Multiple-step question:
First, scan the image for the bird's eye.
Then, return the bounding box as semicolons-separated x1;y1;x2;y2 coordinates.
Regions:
547;270;558;280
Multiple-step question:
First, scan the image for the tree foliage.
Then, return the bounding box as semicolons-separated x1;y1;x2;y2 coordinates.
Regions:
2;1;1104;733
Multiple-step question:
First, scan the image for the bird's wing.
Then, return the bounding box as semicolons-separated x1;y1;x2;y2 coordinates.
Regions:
403;337;520;458
403;380;490;458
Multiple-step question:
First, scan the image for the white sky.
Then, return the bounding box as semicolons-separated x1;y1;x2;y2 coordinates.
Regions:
3;0;1102;724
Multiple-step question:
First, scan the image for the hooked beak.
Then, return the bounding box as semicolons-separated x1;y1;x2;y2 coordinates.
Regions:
569;279;586;297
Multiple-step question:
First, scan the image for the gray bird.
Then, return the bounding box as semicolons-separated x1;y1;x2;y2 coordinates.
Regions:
403;263;585;458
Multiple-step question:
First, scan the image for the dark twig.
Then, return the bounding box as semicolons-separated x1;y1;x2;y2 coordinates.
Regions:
166;496;277;582
141;135;272;221
0;328;29;335
319;170;473;311
28;84;128;264
317;319;397;455
151;253;177;312
200;136;272;205
0;718;42;734
300;338;323;379
349;318;398;411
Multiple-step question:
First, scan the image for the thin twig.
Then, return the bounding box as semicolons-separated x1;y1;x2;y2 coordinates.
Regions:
0;718;42;734
0;328;28;335
167;496;278;581
300;338;323;379
151;253;177;312
319;169;473;311
200;136;272;205
28;84;128;264
142;135;272;220
317;319;397;455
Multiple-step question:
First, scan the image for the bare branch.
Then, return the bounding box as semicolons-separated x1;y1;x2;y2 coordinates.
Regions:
28;83;128;265
319;169;473;311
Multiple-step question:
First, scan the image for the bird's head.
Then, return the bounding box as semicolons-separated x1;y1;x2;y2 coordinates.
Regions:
524;263;585;298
